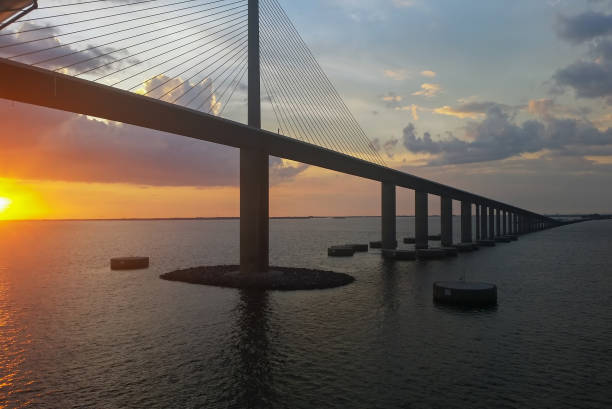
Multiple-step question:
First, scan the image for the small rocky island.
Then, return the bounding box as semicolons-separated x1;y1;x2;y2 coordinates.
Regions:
160;265;355;291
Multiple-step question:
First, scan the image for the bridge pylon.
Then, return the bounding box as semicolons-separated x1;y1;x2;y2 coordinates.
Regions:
240;0;269;273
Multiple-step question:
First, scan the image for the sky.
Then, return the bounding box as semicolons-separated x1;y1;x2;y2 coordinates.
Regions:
1;0;612;219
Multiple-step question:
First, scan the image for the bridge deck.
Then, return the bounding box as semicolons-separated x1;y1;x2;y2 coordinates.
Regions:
0;58;545;219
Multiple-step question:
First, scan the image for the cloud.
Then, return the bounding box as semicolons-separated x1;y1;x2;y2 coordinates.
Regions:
552;11;612;104
555;11;612;43
553;48;612;102
527;98;588;119
396;104;421;120
370;137;400;158
433;101;511;119
402;105;612;165
412;83;442;97
380;92;403;108
383;69;409;81
0;100;308;187
137;75;220;114
420;70;436;78
0;22;137;74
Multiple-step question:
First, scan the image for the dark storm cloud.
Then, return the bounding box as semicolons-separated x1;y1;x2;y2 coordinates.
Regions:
553;22;612;103
555;11;612;43
553;58;612;101
402;105;612;166
0;100;308;187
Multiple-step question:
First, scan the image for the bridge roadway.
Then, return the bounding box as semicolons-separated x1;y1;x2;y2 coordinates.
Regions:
0;57;557;270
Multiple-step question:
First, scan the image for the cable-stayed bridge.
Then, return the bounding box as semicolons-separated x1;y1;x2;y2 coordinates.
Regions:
0;0;559;273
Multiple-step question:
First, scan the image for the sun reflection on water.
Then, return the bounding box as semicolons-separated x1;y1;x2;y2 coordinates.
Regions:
0;274;37;408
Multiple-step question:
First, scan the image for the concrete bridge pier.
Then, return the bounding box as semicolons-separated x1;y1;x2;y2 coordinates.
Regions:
514;213;519;234
489;206;495;239
441;196;453;247
475;203;481;241
528;216;533;233
241;0;268;274
461;201;472;243
508;213;512;234
481;205;488;240
415;191;428;249
495;208;501;237
240;149;269;273
503;210;507;235
381;182;397;249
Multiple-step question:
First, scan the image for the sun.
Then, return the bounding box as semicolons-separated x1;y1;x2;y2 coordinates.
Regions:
0;197;12;213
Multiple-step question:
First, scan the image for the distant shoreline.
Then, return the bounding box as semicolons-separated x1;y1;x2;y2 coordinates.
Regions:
2;214;609;222
2;215;411;222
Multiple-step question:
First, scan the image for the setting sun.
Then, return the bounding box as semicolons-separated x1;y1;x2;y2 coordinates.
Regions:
0;197;11;213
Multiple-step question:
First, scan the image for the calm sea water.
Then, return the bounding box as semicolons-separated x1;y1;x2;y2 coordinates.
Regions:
1;217;611;409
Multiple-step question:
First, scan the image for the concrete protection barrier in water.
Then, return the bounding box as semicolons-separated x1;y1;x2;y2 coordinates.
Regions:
433;281;497;307
110;256;149;270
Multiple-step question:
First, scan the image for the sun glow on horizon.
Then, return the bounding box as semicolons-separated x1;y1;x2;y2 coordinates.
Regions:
0;197;11;213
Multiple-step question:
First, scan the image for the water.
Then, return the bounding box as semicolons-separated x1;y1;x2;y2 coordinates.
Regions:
1;218;611;408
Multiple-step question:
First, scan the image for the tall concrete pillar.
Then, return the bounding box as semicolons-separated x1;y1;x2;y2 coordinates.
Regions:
527;217;532;233
415;191;428;249
461;201;472;243
441;196;453;247
481;205;488;241
240;150;268;273
514;214;519;234
241;0;268;273
488;206;495;239
475;204;481;241
503;210;507;235
381;182;397;249
495;208;501;238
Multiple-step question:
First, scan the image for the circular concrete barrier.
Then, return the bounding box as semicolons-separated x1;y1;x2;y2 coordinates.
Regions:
433;281;497;307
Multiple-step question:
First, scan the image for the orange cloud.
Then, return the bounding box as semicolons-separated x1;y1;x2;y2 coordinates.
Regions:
412;83;442;97
433;105;485;119
383;69;409;81
396;104;421;120
420;70;437;78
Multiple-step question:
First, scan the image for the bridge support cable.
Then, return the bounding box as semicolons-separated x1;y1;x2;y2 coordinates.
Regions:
0;0;250;118
262;1;384;164
259;0;386;166
260;0;377;163
259;5;351;154
260;0;375;163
